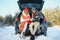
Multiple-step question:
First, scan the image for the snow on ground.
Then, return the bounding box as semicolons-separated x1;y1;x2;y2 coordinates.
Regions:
36;26;60;40
0;26;60;40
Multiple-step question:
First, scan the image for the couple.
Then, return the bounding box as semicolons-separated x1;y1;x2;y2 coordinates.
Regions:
17;7;42;38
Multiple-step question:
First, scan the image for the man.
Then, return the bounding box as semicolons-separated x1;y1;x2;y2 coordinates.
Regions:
29;7;43;35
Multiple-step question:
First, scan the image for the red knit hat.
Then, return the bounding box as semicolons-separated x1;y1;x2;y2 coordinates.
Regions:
24;7;29;12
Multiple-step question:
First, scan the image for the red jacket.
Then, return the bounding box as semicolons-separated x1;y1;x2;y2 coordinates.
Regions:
19;12;31;31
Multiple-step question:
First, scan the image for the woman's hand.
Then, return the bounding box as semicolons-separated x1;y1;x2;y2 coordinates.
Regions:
35;16;39;18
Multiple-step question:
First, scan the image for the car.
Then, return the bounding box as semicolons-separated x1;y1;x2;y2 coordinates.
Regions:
15;0;47;40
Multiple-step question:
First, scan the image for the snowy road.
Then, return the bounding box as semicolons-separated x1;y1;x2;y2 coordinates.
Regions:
0;26;60;40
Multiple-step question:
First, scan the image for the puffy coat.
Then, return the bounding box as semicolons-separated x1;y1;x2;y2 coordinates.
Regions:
19;11;31;31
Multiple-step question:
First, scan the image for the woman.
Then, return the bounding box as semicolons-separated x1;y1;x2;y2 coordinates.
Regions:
19;7;31;38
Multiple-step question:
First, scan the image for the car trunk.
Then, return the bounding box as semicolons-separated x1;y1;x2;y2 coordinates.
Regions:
17;0;44;11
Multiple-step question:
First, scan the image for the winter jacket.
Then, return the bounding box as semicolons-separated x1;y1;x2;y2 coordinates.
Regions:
31;11;44;22
19;11;31;31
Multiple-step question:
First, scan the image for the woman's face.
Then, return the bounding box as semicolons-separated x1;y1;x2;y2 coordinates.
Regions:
24;10;29;14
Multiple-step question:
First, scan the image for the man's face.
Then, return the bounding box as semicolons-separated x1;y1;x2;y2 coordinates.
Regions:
32;10;36;14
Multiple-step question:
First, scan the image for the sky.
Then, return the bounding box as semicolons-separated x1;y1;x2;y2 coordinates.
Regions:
0;0;60;17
